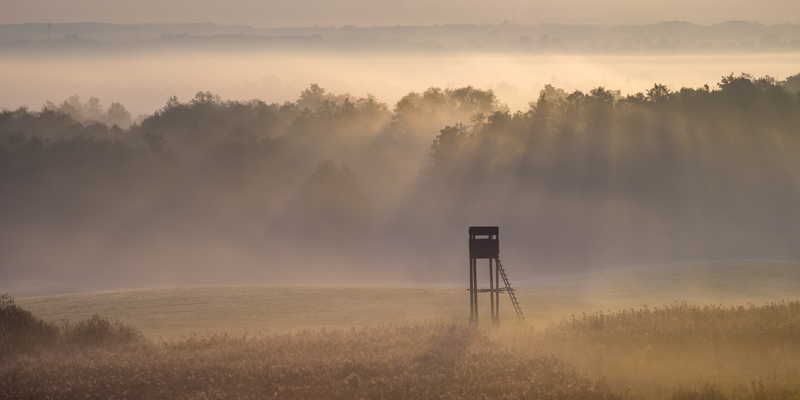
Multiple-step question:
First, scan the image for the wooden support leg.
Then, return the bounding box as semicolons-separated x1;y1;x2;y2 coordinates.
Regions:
473;258;478;322
469;258;477;323
489;258;495;323
495;258;500;321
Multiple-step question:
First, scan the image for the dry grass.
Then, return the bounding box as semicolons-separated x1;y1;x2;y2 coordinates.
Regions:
0;324;616;400
501;302;800;400
4;295;800;399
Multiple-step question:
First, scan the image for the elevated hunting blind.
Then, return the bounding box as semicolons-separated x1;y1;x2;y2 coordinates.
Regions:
469;226;499;259
468;226;524;323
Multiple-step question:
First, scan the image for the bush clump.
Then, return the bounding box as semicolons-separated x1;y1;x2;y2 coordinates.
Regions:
0;294;59;357
62;314;144;347
0;294;143;357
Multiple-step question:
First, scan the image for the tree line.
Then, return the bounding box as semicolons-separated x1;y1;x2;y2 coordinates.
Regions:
1;74;799;284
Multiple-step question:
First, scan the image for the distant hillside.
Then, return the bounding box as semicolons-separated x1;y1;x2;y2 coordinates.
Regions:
2;21;800;53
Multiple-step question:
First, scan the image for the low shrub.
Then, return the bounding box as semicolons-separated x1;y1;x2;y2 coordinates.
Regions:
62;314;144;347
0;294;59;357
0;294;143;357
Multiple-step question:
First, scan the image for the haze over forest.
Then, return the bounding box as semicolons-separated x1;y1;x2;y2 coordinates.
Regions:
3;73;800;292
4;21;800;115
3;5;800;294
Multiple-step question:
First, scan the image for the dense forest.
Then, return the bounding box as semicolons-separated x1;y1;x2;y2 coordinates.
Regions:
2;73;800;288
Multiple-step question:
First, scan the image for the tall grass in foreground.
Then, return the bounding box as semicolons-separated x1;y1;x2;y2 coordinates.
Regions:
1;323;616;400
4;296;800;399
504;302;800;400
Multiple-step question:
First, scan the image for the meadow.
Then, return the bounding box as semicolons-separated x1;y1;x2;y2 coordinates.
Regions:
3;297;800;399
3;261;800;399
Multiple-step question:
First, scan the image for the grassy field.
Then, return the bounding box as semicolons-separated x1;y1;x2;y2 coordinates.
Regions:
506;302;800;399
3;298;800;399
3;261;800;399
2;321;621;400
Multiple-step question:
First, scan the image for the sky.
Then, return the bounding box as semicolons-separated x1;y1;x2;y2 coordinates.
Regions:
1;0;799;26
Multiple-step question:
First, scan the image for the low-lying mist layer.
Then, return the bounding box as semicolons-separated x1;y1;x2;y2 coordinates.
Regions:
2;74;800;290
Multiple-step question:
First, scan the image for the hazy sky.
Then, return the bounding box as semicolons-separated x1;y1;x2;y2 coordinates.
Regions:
1;0;799;26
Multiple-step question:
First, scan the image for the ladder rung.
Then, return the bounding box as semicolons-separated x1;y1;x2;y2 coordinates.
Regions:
467;288;510;293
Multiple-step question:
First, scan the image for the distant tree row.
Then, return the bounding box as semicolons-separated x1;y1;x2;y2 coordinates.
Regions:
1;73;799;281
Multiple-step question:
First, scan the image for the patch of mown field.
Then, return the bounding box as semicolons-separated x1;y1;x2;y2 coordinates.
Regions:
12;261;800;338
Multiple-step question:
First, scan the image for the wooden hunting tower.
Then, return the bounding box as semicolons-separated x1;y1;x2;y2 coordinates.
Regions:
468;226;524;323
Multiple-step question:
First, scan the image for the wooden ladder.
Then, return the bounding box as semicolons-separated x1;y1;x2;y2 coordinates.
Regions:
496;258;525;320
